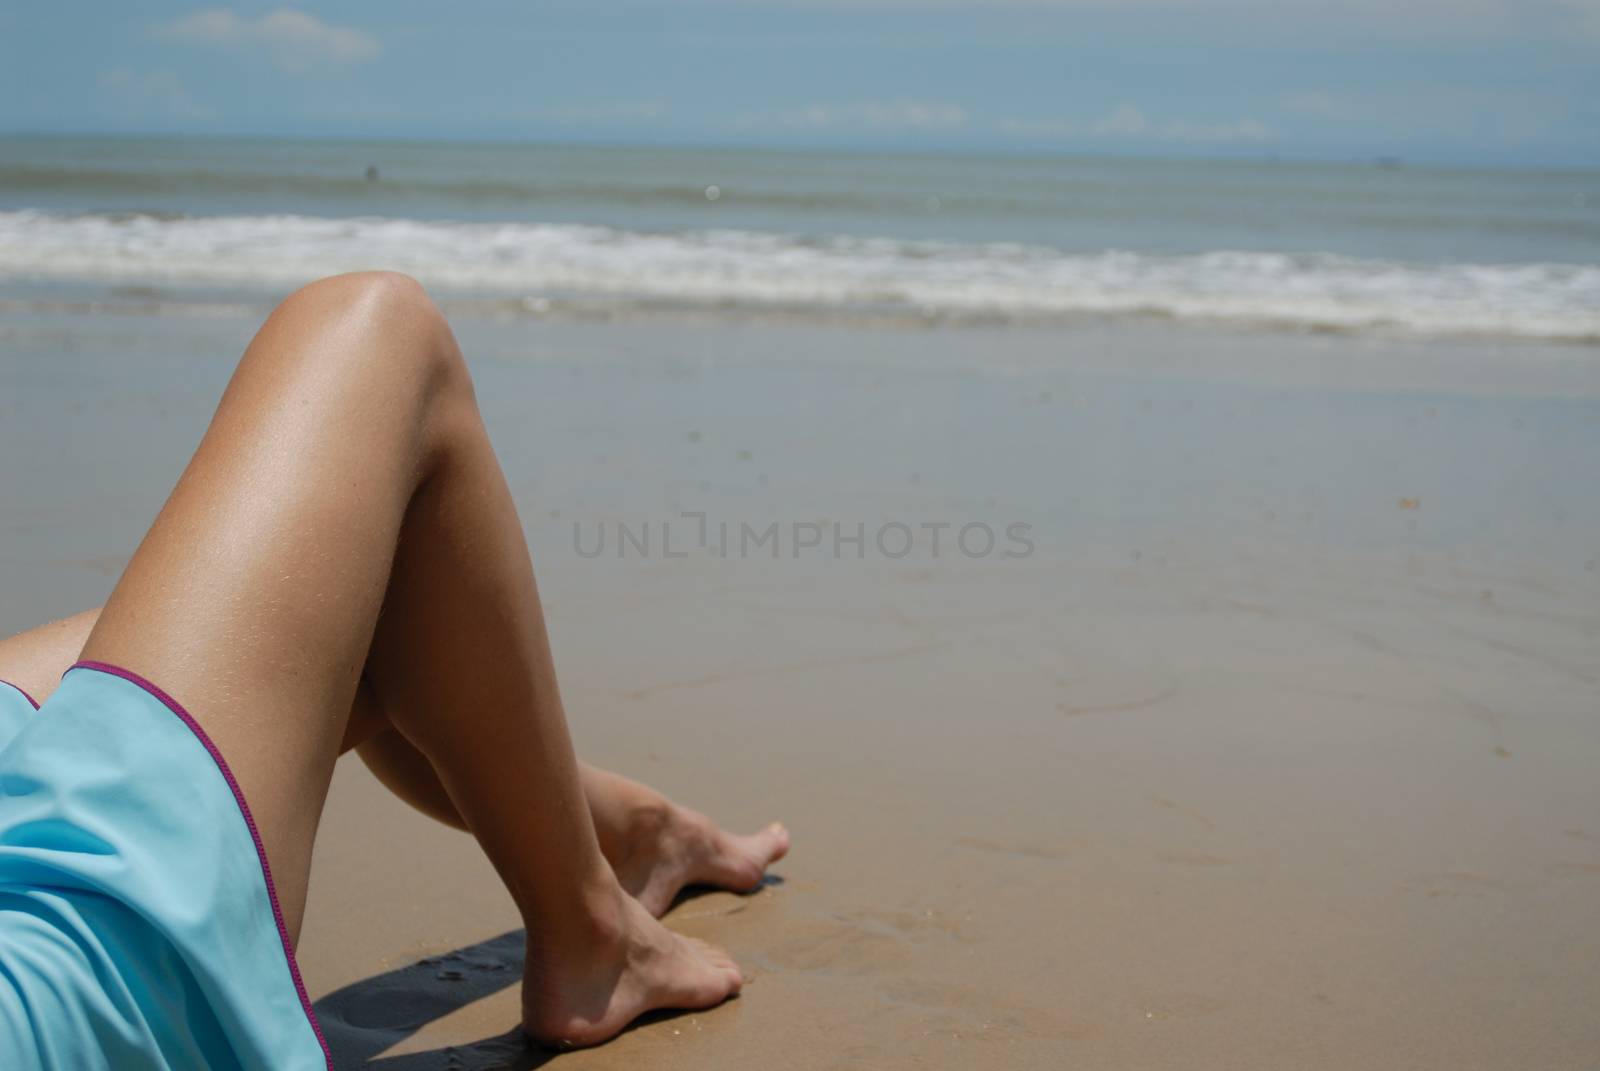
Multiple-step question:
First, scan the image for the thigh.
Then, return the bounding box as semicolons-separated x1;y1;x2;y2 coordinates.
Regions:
0;609;387;751
0;610;99;710
77;273;458;942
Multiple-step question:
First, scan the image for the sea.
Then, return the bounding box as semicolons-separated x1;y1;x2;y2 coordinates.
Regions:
1;135;1597;343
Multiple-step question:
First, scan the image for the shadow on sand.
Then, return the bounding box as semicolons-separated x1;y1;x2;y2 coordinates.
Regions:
312;877;780;1062
313;929;548;1070
314;879;780;1068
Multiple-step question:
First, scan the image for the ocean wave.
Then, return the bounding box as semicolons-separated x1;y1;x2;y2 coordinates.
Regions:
0;209;1595;342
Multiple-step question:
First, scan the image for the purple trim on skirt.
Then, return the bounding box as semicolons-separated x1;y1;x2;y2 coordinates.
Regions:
69;660;333;1070
0;679;41;710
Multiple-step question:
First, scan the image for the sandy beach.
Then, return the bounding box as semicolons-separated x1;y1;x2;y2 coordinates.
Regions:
2;301;1596;1068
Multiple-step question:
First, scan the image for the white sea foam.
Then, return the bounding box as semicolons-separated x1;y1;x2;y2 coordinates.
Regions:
1;209;1596;341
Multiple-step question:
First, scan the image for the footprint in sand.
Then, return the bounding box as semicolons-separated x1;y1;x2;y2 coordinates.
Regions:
757;907;976;974
1406;872;1509;899
1156;851;1234;867
1224;598;1277;618
956;835;1072;861
1138;993;1229;1021
1147;794;1216;832
1053;671;1178;717
314;932;524;1033
757;916;907;975
854;907;978;943
881;979;1093;1043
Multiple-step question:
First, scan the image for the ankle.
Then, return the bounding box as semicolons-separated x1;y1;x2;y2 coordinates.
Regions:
522;868;630;959
622;799;675;854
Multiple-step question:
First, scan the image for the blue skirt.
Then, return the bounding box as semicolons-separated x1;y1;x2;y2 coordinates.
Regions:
0;663;331;1069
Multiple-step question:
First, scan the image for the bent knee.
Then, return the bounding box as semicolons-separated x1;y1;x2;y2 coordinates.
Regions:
282;271;440;339
328;270;434;317
272;271;471;398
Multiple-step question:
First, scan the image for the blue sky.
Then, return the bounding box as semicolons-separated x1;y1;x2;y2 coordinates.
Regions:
2;1;1597;166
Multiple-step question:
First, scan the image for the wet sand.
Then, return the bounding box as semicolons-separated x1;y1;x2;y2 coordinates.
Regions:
3;307;1598;1068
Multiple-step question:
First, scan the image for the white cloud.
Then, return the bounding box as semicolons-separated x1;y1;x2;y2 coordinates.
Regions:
538;101;669;124
996;117;1075;138
157;8;378;70
97;68;214;120
776;100;970;130
1160;117;1272;143
1001;105;1271;144
1277;87;1566;144
760;102;1269;143
1091;103;1150;136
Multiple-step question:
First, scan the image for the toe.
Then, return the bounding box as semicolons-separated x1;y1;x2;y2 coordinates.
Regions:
759;821;791;864
709;950;745;989
686;938;745;992
716;822;789;887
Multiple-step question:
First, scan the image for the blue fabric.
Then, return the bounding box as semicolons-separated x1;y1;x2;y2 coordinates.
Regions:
0;681;35;744
0;665;329;1070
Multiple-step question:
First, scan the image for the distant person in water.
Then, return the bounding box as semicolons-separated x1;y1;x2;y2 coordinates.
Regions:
0;272;790;1069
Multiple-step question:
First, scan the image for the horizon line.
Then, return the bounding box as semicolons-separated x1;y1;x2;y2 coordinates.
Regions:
3;128;1597;175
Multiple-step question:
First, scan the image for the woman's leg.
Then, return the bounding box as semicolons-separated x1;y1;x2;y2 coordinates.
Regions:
0;609;99;704
358;726;790;917
35;271;741;1047
0;609;789;919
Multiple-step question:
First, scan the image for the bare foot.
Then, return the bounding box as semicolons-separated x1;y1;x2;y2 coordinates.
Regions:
522;884;743;1049
584;766;791;917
